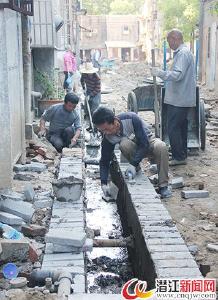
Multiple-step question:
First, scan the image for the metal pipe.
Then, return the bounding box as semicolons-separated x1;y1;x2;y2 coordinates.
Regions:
93;236;133;248
57;271;72;298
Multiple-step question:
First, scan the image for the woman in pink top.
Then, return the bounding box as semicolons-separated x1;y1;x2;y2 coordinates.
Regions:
63;45;77;91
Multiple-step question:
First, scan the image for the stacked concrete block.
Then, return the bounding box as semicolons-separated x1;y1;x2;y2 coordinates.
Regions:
52;148;84;202
117;150;202;279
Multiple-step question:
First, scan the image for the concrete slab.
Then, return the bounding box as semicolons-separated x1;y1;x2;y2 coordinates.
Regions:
41;266;84;275
152;251;193;260
181;190;209;199
24;183;35;202
43;253;83;261
0;191;25;202
45;228;86;247
157;267;202;278
0;199;35;222
72;275;86;293
146;238;185;245
14;162;46;173
0;211;24;225
154;259;199;268
143;231;181;239
148;244;189;253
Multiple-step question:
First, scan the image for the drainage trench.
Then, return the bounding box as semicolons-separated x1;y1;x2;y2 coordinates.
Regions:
84;146;156;293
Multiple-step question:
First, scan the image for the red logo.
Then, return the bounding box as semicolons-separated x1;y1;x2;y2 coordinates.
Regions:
122;278;156;299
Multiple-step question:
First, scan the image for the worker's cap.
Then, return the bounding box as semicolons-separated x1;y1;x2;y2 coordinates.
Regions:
80;62;98;74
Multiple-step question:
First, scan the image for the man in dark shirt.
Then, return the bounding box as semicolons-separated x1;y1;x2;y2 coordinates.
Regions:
38;93;81;152
80;62;101;118
92;107;172;199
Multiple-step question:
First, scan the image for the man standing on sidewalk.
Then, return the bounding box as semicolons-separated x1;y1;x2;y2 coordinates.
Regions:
151;29;196;166
92;107;172;199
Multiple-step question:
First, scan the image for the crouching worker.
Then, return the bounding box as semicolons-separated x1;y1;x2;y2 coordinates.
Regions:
38;93;81;152
92;107;172;199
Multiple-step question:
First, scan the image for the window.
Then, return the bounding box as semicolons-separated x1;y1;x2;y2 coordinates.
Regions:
123;25;129;35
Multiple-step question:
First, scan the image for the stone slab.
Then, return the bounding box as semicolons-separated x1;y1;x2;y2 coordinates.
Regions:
0;199;35;222
157;267;202;278
68;294;123;300
0;211;24;225
72;275;86;293
43;253;83;261
0;191;25;202
181;190;209;199
154;259;198;269
42;259;84;268
142;226;177;232
45;243;81;254
146;238;185;245
143;231;181;239
24;183;35;202
148;244;189;253
0;238;29;262
171;177;184;189
45;228;86;247
152;251;193;260
13;162;47;173
41;266;84;275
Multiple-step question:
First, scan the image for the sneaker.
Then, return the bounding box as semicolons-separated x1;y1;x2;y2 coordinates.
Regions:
169;159;187;166
159;186;172;199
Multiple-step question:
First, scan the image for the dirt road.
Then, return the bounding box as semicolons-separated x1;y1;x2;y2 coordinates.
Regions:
101;62;218;279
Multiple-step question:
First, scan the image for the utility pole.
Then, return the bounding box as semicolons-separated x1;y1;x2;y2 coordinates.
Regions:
198;0;204;82
75;11;80;66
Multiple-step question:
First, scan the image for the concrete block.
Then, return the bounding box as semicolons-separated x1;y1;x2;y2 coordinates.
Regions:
0;191;24;201
157;267;202;278
34;198;53;209
0;238;29;262
72;275;86;293
143;231;181;239
181;190;209;199
146;238;185;245
45;243;81;254
24;183;35;202
207;244;218;252
154;259;198;269
42;266;84;275
45;228;86;247
52;177;84;202
62;147;82;158
52;208;83;219
152;251;193;260
149;164;158;174
38;191;52;197
13;173;35;181
1;199;35;222
43;253;83;262
171;177;184;189
0;212;23;225
50;221;84;230
13;162;47;173
25;123;33;139
148;244;189;253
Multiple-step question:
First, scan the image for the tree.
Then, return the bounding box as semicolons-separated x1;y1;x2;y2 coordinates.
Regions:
82;0;144;15
110;0;135;15
158;0;199;42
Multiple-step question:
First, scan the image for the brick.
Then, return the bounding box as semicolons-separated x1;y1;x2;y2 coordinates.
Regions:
171;177;184;189
146;238;185;245
24;183;35;202
29;243;42;263
181;190;209;199
152;251;193;260
157;267;202;278
0;238;29;262
143;231;181;239
45;228;86;247
21;224;46;237
1;199;35;222
34;198;53;209
0;191;24;202
154;259;198;269
148;244;189;253
0;212;24;225
13;162;47;173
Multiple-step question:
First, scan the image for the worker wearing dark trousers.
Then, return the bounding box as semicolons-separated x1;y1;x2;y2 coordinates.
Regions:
38;93;81;152
151;29;196;166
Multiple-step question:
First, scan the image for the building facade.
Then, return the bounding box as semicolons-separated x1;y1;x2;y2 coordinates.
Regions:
199;0;218;92
79;15;142;61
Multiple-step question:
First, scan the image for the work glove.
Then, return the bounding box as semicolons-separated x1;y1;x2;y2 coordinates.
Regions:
38;129;46;138
125;165;137;180
151;67;161;77
101;183;118;202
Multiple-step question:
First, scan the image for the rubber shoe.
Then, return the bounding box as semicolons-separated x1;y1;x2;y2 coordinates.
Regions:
169;159;187;166
159;186;172;199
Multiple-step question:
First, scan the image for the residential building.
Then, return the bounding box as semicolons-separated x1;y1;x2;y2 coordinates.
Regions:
79;15;142;61
199;0;218;92
0;1;33;188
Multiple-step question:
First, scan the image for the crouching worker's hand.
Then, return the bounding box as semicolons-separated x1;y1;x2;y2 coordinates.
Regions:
125;165;136;180
38;129;46;138
69;138;77;148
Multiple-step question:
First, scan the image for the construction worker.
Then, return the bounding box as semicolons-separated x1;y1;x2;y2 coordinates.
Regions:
38;93;81;152
92;107;172;199
80;62;101;129
151;29;196;166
